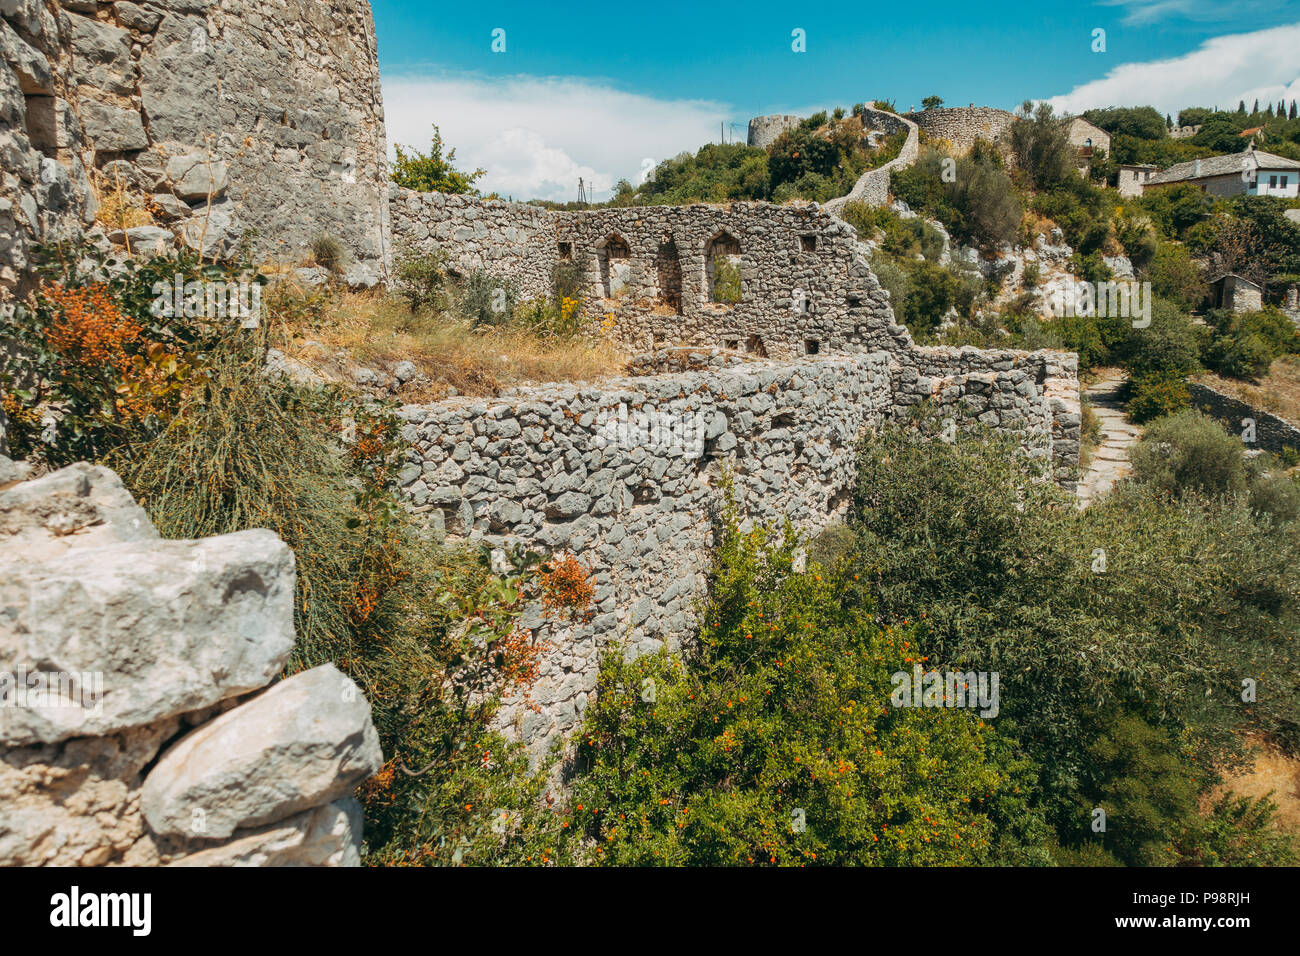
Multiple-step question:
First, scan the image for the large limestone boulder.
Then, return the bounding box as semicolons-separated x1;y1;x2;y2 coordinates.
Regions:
0;461;158;563
0;529;296;746
167;798;364;867
141;665;382;840
163;151;228;201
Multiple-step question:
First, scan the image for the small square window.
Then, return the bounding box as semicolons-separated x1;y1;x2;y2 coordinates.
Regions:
799;235;817;253
557;241;573;259
725;339;739;350
804;339;820;355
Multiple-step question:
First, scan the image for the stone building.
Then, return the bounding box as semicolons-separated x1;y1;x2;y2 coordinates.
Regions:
1142;146;1300;199
1117;163;1157;198
1209;273;1263;313
746;114;801;149
901;105;1017;154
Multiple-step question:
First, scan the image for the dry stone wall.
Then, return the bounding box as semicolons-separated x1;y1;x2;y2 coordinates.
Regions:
391;191;906;360
823;108;918;214
1188;381;1300;455
393;342;1078;756
902;106;1017;155
0;0;389;290
0;456;383;865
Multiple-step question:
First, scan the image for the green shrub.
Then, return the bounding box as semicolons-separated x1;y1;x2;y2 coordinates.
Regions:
1124;371;1190;423
711;256;742;303
455;269;520;326
391;245;448;313
1145;241;1206;310
391;124;485;194
1129;409;1246;497
564;492;1052;866
1113;299;1201;379
847;418;1300;837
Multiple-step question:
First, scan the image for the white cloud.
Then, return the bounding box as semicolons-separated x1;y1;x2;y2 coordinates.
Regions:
1044;23;1300;116
1100;0;1290;26
381;73;733;202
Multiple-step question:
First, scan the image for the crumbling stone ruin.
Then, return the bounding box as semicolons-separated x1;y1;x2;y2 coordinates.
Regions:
2;1;1084;822
902;105;1017;155
1;0;389;290
0;457;383;865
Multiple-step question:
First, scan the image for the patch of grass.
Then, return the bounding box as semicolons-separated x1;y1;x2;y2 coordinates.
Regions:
269;286;624;400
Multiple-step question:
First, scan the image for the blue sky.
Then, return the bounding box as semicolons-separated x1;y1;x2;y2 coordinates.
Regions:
372;0;1300;200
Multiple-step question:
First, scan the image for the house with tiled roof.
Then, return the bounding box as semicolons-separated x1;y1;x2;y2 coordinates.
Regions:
1142;145;1300;198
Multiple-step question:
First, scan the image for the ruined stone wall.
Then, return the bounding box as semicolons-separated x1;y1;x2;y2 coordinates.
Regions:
903;106;1016;154
389;186;556;296
393;344;1078;754
389;192;906;360
822;108;918;213
0;457;383;865
1;0;389;290
1188;381;1300;456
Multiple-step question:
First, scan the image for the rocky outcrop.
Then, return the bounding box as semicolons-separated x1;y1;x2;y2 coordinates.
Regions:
0;457;382;866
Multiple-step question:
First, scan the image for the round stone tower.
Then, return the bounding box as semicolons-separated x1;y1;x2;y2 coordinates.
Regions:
747;114;802;149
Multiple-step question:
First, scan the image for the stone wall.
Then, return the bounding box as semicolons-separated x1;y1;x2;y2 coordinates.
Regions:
392;345;1078;756
902;105;1016;154
1;0;389;290
1188;381;1300;456
823;109;919;213
390;191;905;360
0;456;383;865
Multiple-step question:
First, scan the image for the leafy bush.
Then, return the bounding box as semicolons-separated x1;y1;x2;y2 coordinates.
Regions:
1124;371;1190;423
391;245;448;313
1112;299;1201;379
1145;241;1207;310
846;418;1300;840
454;269;520;327
711;256;742;303
0;244;248;464
391;124;485;195
563;492;1052;866
1129;410;1247;497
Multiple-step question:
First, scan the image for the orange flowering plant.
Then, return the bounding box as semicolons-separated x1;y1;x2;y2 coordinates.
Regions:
0;243;252;463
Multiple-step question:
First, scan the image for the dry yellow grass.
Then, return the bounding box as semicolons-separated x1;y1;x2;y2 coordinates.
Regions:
268;282;626;401
1206;736;1300;853
1195;356;1300;427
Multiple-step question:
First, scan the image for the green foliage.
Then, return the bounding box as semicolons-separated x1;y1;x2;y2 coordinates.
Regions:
1145;241;1207;310
565;497;1052;866
390;124;485;195
1112;298;1201;379
454;269;520;327
635;143;771;205
1082;106;1168;141
1129;410;1246;499
711;256;742;303
1202;308;1299;381
1079;712;1203;866
891;144;1021;248
1124;371;1190;423
846;419;1300;840
0;243;251;465
1134;183;1215;239
391;245;448;313
921;95;943;110
1010;101;1077;191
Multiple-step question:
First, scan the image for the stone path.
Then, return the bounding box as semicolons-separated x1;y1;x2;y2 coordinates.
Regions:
1077;372;1141;508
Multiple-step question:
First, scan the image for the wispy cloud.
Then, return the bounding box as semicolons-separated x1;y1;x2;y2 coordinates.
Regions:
1044;23;1300;115
382;73;732;202
1099;0;1292;26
